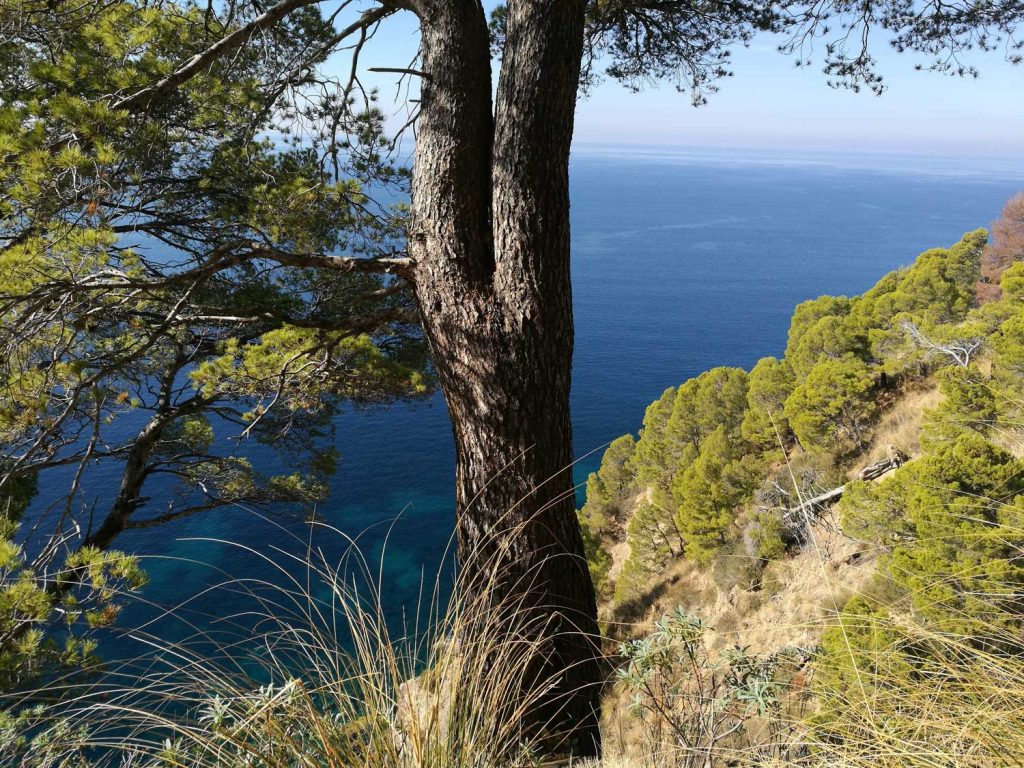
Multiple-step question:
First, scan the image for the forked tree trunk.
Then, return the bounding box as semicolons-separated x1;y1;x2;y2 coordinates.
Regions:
407;0;601;756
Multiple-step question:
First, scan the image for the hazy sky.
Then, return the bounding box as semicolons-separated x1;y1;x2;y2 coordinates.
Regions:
574;41;1024;156
577;40;1024;156
338;3;1023;158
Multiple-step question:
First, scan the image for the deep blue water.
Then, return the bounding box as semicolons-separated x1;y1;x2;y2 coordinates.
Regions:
31;146;1024;658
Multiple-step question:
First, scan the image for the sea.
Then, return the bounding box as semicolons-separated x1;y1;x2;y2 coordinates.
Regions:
24;145;1024;662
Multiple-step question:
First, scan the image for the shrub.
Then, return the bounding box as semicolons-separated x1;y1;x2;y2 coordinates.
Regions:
615;608;801;767
744;510;789;561
580;434;637;533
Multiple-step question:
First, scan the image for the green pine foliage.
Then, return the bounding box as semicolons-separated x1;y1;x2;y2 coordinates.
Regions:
785;295;856;378
579;218;1024;760
663;367;748;454
579;434;637;534
784;356;877;452
0;0;428;735
0;475;145;694
786;297;866;379
671;426;756;565
628;386;678;490
585;225;1024;618
579;434;638;597
741;356;796;452
838;433;1024;639
745;509;790;561
580;518;613;598
614;496;681;605
919;365;997;445
809;226;1024;754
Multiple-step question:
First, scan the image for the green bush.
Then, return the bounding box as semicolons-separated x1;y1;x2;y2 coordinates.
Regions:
616;608;800;765
785;356;876;452
745;510;789;561
579;434;637;533
920;364;997;446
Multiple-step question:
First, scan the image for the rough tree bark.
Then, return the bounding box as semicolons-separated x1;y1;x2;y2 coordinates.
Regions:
407;0;601;756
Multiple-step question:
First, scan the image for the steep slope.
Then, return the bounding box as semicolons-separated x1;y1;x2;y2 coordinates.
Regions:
583;224;1024;649
588;214;1024;766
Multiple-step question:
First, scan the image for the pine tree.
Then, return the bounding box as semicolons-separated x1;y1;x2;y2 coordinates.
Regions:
785;356;877;451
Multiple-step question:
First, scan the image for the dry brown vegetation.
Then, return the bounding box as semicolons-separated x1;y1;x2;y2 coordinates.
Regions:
853;383;941;471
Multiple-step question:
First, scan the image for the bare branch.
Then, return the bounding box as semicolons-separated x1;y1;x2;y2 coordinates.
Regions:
902;320;984;368
367;66;433;80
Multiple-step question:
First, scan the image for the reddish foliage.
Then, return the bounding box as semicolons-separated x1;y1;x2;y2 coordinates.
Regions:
977;193;1024;303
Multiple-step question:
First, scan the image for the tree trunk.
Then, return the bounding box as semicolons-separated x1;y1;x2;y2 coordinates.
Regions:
84;413;165;551
85;361;202;551
408;0;600;757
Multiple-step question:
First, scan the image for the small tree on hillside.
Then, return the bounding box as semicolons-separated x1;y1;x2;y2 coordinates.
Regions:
630;492;685;563
785;356;877;452
664;368;749;454
741;356;797;451
580;433;637;533
629;387;679;491
785;296;855;378
1001;263;1024;303
846;231;986;377
839;433;1024;639
989;266;1024;423
672;426;753;564
920;364;998;446
895;234;985;325
788;314;868;380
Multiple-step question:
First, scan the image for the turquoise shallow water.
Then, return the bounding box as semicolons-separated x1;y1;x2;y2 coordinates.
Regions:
24;146;1024;660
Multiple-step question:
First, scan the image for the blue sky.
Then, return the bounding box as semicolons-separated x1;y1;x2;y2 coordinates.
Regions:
574;40;1024;156
338;3;1023;158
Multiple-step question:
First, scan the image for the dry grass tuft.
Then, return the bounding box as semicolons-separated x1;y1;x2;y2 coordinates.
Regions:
11;524;584;768
856;383;941;471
